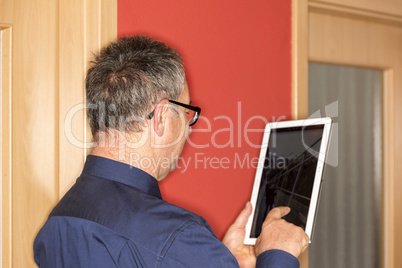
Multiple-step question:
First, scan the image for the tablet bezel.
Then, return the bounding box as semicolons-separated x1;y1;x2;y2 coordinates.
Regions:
244;117;332;245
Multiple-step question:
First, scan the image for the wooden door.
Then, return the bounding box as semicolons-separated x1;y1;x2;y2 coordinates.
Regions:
293;0;402;267
0;1;117;267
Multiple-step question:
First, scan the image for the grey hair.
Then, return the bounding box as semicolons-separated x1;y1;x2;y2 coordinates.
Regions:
85;36;185;138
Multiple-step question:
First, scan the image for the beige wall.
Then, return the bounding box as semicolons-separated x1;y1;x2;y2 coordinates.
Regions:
0;1;117;266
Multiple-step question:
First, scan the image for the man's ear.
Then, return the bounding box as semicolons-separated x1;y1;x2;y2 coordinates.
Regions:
153;99;170;137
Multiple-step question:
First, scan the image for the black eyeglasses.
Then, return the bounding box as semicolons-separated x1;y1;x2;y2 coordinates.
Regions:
147;100;201;126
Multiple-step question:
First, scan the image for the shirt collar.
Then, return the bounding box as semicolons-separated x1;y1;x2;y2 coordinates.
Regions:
82;155;162;199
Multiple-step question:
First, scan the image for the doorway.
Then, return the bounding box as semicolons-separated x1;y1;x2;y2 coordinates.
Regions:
308;63;383;268
292;1;402;267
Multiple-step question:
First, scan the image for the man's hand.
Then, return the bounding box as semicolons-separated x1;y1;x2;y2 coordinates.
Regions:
222;202;256;268
255;207;309;258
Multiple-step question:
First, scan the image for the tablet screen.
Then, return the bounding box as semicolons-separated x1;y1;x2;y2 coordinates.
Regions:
250;125;325;238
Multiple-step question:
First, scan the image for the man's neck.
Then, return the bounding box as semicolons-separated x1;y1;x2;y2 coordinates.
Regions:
90;131;169;181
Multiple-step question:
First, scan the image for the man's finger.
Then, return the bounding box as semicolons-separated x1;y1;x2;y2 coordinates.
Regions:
265;207;291;223
231;202;252;228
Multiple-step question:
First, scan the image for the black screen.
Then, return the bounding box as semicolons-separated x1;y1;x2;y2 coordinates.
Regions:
250;125;324;238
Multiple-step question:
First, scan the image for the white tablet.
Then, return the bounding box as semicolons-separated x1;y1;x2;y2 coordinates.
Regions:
244;118;332;245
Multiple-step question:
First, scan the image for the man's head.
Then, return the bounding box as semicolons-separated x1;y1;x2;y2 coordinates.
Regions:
86;36;198;180
86;36;185;137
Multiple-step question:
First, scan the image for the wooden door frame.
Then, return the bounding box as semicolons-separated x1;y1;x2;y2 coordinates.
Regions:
58;0;118;196
1;24;12;268
0;0;117;266
292;1;401;267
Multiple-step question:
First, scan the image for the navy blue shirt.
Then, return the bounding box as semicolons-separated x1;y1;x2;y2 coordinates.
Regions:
34;155;299;267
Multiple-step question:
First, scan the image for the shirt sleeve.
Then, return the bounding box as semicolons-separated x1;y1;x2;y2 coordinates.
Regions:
256;249;300;268
157;222;240;268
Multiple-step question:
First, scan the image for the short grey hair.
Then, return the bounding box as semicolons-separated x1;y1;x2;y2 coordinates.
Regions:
85;36;185;137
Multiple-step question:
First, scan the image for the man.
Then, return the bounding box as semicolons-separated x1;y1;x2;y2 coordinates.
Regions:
34;36;308;267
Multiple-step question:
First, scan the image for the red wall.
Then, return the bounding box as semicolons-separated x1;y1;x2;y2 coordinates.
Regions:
118;0;292;239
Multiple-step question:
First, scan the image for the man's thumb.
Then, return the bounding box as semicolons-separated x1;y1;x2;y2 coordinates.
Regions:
232;202;252;228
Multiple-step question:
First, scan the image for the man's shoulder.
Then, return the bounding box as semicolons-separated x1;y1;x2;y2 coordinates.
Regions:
51;173;207;227
48;174;214;255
